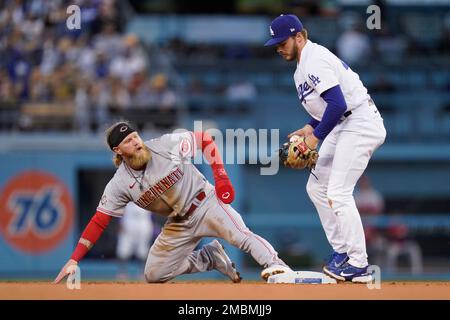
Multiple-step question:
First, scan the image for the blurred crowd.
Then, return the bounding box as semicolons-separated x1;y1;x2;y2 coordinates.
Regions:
0;0;179;132
161;8;449;119
1;0;449;133
355;175;423;275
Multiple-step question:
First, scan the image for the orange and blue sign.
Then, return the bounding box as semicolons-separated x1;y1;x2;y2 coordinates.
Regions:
0;170;74;254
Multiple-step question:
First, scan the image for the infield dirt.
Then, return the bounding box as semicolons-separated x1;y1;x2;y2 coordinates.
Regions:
1;281;449;300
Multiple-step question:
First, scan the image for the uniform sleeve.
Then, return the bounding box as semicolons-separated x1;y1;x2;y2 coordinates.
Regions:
305;55;339;96
160;131;197;160
96;179;129;217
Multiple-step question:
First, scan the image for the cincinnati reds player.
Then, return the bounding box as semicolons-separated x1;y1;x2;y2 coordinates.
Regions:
54;121;291;284
265;14;386;283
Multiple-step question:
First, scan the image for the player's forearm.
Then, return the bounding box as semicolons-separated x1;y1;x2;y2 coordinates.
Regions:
194;131;235;203
307;118;320;129
71;211;112;262
313;85;347;140
194;131;228;180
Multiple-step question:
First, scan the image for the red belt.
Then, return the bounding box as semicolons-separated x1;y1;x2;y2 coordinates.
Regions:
185;191;206;216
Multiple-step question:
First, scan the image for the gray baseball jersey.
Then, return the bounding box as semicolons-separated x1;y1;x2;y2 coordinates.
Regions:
97;131;288;283
97;131;214;218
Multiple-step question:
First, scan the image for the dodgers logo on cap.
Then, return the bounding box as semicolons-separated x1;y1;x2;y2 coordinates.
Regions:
264;14;303;47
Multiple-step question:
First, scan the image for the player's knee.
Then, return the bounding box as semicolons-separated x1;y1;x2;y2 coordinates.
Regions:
306;178;320;200
144;265;167;283
227;231;254;252
326;188;351;209
228;233;248;250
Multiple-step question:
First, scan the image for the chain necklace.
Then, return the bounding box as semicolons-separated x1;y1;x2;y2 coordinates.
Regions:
125;163;146;192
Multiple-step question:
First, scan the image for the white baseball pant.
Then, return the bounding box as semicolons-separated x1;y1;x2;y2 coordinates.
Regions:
306;100;386;268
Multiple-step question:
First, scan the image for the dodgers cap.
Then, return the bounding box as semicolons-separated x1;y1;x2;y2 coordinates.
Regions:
264;14;303;47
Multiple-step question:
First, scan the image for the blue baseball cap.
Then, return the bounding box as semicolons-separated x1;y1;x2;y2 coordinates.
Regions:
264;14;303;47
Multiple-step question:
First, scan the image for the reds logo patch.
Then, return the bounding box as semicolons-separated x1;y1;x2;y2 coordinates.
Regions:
179;138;192;158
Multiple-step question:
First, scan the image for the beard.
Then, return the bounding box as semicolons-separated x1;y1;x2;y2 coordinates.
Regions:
287;43;299;61
128;145;151;169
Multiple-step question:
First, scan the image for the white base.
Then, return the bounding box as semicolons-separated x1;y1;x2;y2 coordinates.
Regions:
267;271;337;284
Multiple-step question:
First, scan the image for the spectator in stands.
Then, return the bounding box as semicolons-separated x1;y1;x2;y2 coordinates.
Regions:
355;175;423;275
49;64;76;103
355;175;384;216
93;50;110;79
93;22;123;60
74;76;90;132
371;73;396;94
373;25;408;63
89;80;110;131
107;75;132;113
131;71;151;108
291;0;335;17
225;79;257;103
148;73;177;111
29;67;50;102
0;0;158;131
6;41;31;101
385;214;423;275
116;202;154;280
20;11;44;41
336;21;371;66
109;34;148;84
354;175;386;267
75;36;97;76
0;71;17;104
438;12;450;54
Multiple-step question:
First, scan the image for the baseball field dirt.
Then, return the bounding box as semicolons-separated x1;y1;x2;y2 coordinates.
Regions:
0;281;449;299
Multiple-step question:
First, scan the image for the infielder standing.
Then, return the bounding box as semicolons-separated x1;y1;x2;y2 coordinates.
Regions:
265;14;386;283
54;121;291;284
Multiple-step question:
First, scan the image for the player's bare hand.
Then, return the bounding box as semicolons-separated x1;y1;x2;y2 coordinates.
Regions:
304;133;319;150
53;259;78;284
288;124;314;139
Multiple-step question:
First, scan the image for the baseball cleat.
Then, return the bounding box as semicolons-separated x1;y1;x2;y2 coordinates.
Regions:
323;262;373;283
323;251;349;273
261;264;293;281
207;240;242;283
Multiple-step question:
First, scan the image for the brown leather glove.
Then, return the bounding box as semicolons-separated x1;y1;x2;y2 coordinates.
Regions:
279;135;319;170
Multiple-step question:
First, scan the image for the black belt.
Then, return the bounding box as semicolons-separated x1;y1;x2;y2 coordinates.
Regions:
343;99;374;119
344;99;374;118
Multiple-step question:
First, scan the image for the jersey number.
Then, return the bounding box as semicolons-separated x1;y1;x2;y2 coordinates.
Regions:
9;189;61;234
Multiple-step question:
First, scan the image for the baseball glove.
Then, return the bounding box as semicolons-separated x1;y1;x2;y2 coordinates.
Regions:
279;135;319;170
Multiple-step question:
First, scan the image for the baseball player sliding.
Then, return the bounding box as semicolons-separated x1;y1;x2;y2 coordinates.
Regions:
265;14;386;283
54;121;291;284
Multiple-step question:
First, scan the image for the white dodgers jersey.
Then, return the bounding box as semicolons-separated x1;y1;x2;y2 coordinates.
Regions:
294;40;370;121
